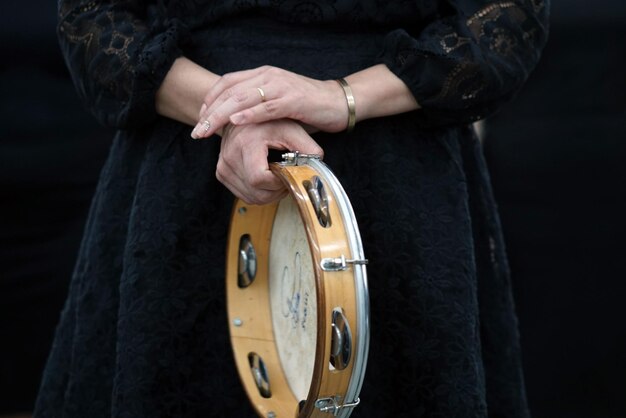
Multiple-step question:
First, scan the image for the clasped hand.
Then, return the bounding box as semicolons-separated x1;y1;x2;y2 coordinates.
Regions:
195;66;343;204
215;120;323;205
191;65;349;139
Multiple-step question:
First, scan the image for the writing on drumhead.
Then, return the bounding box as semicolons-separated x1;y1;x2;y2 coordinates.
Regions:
281;252;311;331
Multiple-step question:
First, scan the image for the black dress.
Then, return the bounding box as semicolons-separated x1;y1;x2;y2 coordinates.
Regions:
36;1;548;417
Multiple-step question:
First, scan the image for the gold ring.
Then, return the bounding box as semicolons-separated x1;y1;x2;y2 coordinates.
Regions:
257;87;266;102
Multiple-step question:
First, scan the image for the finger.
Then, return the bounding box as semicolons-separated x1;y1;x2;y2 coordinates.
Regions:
275;123;324;158
215;155;249;201
218;130;285;204
217;156;284;205
195;66;293;138
193;85;275;139
228;97;291;127
241;139;284;194
218;156;285;205
205;68;264;107
192;77;265;139
240;187;288;206
202;66;274;117
218;128;260;197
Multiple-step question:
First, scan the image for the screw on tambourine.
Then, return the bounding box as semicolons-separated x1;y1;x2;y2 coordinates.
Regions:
267;413;276;418
320;255;368;272
233;317;243;327
315;396;361;414
281;151;322;166
238;206;247;215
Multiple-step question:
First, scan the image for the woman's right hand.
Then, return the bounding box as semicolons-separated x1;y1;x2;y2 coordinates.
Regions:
190;64;420;139
191;66;349;139
216;119;324;205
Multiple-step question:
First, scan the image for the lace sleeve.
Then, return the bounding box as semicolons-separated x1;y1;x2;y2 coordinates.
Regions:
57;0;189;128
379;0;549;127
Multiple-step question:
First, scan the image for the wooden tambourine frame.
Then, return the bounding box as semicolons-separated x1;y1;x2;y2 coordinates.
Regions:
226;154;369;418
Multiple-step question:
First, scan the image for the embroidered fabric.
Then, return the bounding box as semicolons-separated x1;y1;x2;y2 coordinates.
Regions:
57;0;548;128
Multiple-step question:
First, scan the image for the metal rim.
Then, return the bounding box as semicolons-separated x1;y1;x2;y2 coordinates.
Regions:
304;158;370;418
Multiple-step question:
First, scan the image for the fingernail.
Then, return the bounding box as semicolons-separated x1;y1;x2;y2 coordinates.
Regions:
191;124;201;139
230;113;244;124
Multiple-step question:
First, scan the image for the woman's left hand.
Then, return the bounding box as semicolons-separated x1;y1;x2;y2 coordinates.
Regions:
191;66;349;139
215;119;324;205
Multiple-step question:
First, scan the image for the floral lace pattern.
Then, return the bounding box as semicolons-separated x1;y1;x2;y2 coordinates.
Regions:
37;1;548;417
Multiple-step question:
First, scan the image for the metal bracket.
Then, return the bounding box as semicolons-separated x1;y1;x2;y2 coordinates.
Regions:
315;396;361;416
281;151;322;166
320;255;368;272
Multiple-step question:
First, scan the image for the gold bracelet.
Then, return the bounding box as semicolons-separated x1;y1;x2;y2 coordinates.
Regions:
336;78;356;133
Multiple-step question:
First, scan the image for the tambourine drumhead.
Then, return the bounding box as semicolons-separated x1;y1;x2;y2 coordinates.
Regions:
226;156;369;418
269;196;317;401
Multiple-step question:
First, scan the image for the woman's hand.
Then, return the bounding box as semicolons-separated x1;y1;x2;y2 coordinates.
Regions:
191;66;349;139
216;119;324;205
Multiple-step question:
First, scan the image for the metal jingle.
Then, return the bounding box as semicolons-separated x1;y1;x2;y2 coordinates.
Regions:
248;352;271;398
304;176;331;228
238;234;257;288
330;308;352;370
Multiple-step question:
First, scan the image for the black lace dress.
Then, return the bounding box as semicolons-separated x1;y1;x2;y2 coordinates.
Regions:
36;1;548;417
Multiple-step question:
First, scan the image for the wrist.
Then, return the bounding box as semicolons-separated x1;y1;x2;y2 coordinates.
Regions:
156;57;220;126
344;64;420;123
343;74;371;123
317;79;352;133
335;78;356;133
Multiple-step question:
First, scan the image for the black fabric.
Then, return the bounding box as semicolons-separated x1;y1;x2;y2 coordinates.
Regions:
36;1;548;417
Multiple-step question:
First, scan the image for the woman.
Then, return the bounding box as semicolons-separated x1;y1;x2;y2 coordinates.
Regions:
36;1;548;417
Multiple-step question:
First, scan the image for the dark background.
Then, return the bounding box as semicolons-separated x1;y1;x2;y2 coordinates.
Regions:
0;0;111;415
483;0;626;417
0;0;624;417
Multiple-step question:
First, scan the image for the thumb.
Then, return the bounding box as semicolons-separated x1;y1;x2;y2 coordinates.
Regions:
276;122;324;158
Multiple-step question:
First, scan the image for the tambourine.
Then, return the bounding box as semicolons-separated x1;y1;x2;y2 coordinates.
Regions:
226;153;369;417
